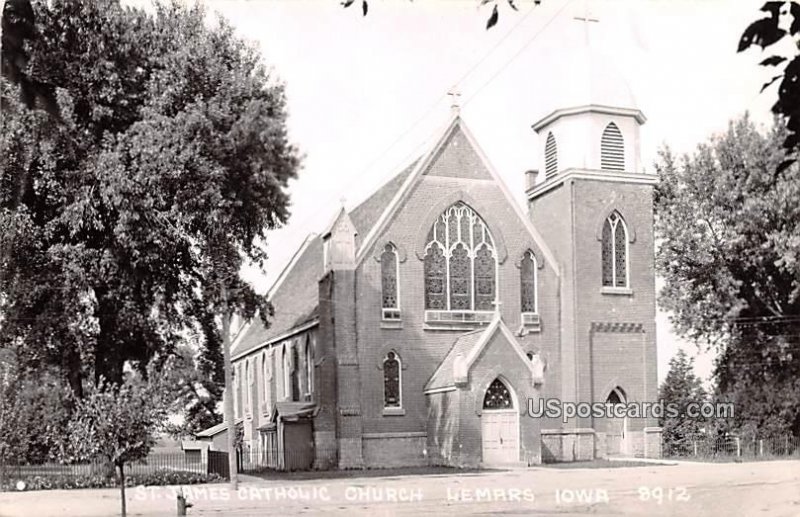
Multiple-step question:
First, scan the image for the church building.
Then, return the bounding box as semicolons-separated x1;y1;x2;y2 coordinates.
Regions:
204;34;662;468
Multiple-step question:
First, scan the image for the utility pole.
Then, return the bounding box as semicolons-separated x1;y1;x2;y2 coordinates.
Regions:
221;285;238;490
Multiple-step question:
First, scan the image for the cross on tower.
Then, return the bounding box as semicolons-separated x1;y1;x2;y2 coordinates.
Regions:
447;87;462;114
573;0;599;46
491;300;503;315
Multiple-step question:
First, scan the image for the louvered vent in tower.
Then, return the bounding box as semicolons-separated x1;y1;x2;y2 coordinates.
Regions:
601;122;625;171
544;132;558;178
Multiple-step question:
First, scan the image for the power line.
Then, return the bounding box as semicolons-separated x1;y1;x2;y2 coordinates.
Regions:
463;0;574;106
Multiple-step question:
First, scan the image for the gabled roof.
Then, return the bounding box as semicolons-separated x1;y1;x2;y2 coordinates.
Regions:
350;158;418;249
232;234;323;359
354;114;559;274
424;315;536;392
231;161;417;359
195;418;243;438
424;329;484;392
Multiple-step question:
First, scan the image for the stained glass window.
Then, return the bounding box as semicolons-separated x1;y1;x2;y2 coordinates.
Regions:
381;244;398;309
601;211;629;288
383;352;401;407
291;345;300;402
520;250;537;313
483;378;513;409
424;244;446;309
449;244;472;310
474;246;495;311
305;338;314;396
423;202;497;311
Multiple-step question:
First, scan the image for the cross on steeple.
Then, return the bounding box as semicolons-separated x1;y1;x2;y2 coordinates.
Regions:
447;87;462;115
573;0;599;46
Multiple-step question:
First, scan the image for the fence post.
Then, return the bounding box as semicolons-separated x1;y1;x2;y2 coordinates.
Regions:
693;440;697;457
735;437;741;457
759;439;763;456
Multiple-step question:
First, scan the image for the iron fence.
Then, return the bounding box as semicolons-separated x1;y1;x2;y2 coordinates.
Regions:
0;451;213;489
664;435;800;460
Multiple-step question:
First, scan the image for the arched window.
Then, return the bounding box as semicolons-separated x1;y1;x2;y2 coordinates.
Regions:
305;336;314;398
483;378;513;409
520;250;537;314
601;211;629;288
423;202;497;312
245;359;252;417
381;244;400;320
281;345;289;401
234;363;242;418
290;343;300;402
601;122;625;171
544;132;558;177
383;351;401;408
264;350;272;414
260;352;267;413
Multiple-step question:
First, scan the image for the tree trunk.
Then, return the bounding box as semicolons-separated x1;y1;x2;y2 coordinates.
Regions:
64;344;83;399
117;462;126;517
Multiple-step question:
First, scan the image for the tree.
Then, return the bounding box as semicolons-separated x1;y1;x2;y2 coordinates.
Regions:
163;339;224;438
0;364;73;465
658;350;707;455
64;366;171;517
341;0;539;29
0;0;299;393
739;1;800;171
654;114;800;436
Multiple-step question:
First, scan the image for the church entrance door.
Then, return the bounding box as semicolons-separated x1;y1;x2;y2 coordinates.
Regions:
601;387;628;456
481;378;519;465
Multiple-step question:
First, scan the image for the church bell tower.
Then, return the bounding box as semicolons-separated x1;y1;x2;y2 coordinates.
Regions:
526;6;659;455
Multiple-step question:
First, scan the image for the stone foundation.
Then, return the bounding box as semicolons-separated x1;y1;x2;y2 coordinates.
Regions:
541;428;595;462
644;427;662;458
362;432;428;468
314;430;337;469
338;437;365;469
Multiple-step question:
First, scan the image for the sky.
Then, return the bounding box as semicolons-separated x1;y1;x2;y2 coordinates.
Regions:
150;0;779;387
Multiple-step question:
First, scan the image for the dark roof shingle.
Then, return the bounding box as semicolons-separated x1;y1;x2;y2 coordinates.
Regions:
233;159;418;358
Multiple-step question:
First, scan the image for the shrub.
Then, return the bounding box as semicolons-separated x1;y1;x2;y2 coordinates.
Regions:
0;469;222;492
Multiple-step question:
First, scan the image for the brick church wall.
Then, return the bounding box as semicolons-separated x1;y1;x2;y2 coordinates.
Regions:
350;126;560;467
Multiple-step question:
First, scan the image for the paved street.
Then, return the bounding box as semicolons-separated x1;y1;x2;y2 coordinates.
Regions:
1;460;799;517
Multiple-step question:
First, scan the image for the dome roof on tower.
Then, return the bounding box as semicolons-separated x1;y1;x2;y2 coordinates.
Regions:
532;45;645;131
531;11;645;131
554;47;638;110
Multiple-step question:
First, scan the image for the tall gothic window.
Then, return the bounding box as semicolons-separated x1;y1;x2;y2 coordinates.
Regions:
483;378;513;409
245;359;253;417
305;336;314;398
601;211;629;288
290;343;300;402
383;351;401;408
520;250;537;313
423;202;497;311
381;244;400;319
600;122;625;171
263;351;272;415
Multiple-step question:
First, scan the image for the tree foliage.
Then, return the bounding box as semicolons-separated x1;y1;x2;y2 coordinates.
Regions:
0;0;299;392
65;365;171;516
739;1;800;171
0;352;72;464
655;115;800;435
341;0;539;29
658;350;707;453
